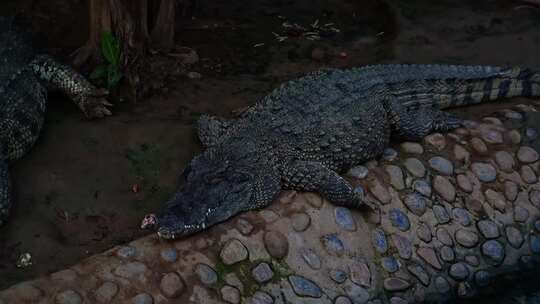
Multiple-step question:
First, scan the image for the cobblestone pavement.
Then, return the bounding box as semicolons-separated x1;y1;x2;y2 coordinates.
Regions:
2;104;540;303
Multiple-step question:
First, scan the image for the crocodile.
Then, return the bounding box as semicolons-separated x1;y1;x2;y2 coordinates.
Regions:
0;17;112;225
141;64;540;239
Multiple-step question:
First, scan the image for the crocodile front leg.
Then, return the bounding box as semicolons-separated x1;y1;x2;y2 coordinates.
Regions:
281;160;367;209
0;148;12;226
29;55;112;118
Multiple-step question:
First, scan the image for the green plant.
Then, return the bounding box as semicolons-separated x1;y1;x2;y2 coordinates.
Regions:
90;32;122;89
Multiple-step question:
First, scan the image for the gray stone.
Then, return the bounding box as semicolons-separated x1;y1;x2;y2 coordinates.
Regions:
236;218;254;235
471;137;488;153
475;271;491;287
225;273;244;293
95;281;118;303
160;248;178;263
429;157;454;175
348;166;369;179
369;177;391;204
449;263;469;281
531;190;540;209
505;226;524;249
383;278;411;291
385;165;405;190
509;130;522;144
259;210;279;223
114;262;147;278
335;296;353;304
417;224;432;243
526;127;538;140
517;146;539;163
383;148;398;161
390;297;408;304
393;234;412;259
514;206;529;222
251;291;274;304
482;240;505;264
291;212;311;232
505;181;518;201
12;283;42;301
436;228;453;246
433;205;450;224
330;269;347;283
55;290;82;304
455;229;479;248
485;189;506;211
521;165;538;184
417;247;442;270
434;276;450;293
465;255;480;266
131;293;153;304
195;263;218;286
433;175;456;202
221;286;241;304
505;110;523;120
495;151;515;172
452;208;472;226
454;144;470;162
345;283;370;304
413;179;432;197
264;231;289;259
389;209;410;231
160;272;185;298
401;142;424;154
457;174;473;193
404;158;426;177
403;192;427;216
349;262;371;287
116;246;136;258
424;133;446;150
471;162;497;182
407;264;430;286
252;263;274;283
381;257;399;273
440;246;455;262
335;207;357;231
221;239;249;265
300;248;322;270
289;275;323;298
481;127;503;144
478;220;500;239
322;234;345;255
372;228;388;253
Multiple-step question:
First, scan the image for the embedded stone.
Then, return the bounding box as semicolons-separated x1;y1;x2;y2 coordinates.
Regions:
455;229;479;248
259;210;279;223
485;189;506;211
417;224;432;243
221;286;240;304
401;142;424;154
116;246;136;259
403;192;427;216
369;177;391;204
300;248;322;270
429;157;454;175
291;212;311;232
221;239;249;265
383;148;398;161
526;127;538;140
251;291;274;304
348;166;369;179
434;276;450;293
382;257;399;273
322;234;345;255
530;235;540;254
383;278;411;291
465;255;480;266
424;133;446;150
407;264;430;286
160;248;178;263
413;179;432;197
372;228;388;253
404;158;426;177
449;263;469;281
478;220;500;239
531;190;540;209
471;137;488;153
131;293;153;304
236;218;254;235
495;151;516;173
349;262;371;287
482;240;505;263
393;234;413;259
517;146;539;163
471;162;497;182
95;281;118;303
389;209;411;231
452;208;472;226
457;174;473;193
195;263;218;286
436;228;453;246
390;297;408;304
55;290;82;304
475;270;491;287
480;127;503;144
505;181;518;201
433;175;456;202
335;207;357;231
433;205;450;224
160;272;185;298
505;226;524;249
335;296;353;304
289;275;323;298
440;246;455;262
454;144;470;162
385;165;405;190
114;262;147;278
264;231;289;259
345;283;370;304
330;269;347;283
514;206;529;222
417;247;442;270
521;165;538;184
508;130;522;144
252;263;274;283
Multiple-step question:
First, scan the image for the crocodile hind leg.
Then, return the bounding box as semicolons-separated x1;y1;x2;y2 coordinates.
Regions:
386;101;463;141
0;148;12;226
282;160;370;209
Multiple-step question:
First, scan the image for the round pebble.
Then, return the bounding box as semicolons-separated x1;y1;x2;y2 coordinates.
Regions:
433;175;456;202
436;228;454;246
433;205;450;224
264;231;289;259
417;224;432;243
236;218;254;235
482;240;505;264
505;181;518;201
330;269;348;283
404;192;427;216
440;246;455;262
478;220;500;239
385;165;405;190
160;248;178;263
381;257;399;273
429;157;454;175
251;291;274;304
413;179;432;197
505;226;524;249
480;127;503;144
435;276;450;293
322;234;345;255
372;228;388;253
220;239;249;265
449;263;470;281
471;162;497;182
407;264;430;286
349;263;371;287
508;130;522;144
289;275;323;298
454;144;470;162
404;158;426;177
531;190;540;209
514;206;529;222
300;247;322;270
334;207;357;231
368;177;391;204
495;151;515;172
383;278;411;291
389;208;411;231
221;285;241;304
452;208;472;226
114;262;147;278
424;133;446;150
348;166;369;179
95;281;118;303
345;283;370;303
393;234;412;259
455;229;479;248
475;270;491;287
417;247;442;270
160;272;185;298
252;263;274;283
195;263;218;286
116;246;136;259
401;142;424;154
465;255;480;266
390;297;408;304
291;213;311;232
471;137;488;153
535;220;540;231
526;127;538;140
131;293;153;304
457;174;472;193
521;165;538;184
383;148;398;161
485;189;506;211
55;290;82;304
505;110;523;120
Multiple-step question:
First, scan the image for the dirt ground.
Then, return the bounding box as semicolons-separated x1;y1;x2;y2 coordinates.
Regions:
1;0;540;292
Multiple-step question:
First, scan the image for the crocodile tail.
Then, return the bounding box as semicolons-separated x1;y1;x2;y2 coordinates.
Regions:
0;148;12;226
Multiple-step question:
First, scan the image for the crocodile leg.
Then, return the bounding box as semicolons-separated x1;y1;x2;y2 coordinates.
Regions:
196;114;232;147
281;160;365;208
386;100;463;141
28;55;112;118
0;147;12;226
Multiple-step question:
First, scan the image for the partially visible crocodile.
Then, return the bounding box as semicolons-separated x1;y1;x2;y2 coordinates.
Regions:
142;63;540;239
0;17;112;225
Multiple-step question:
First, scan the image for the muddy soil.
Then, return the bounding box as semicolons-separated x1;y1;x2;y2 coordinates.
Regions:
1;0;540;297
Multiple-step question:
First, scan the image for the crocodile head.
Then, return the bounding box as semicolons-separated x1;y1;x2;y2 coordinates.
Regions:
141;144;265;239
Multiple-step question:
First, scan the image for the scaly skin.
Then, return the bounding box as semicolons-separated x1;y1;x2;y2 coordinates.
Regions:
0;18;111;225
143;65;540;239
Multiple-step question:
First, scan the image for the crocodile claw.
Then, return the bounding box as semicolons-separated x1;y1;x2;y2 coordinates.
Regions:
78;87;113;119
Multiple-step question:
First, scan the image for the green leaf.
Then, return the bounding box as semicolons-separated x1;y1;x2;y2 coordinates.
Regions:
89;65;108;80
107;65;122;89
101;31;120;65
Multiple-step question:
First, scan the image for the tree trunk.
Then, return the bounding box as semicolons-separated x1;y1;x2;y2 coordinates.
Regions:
151;0;176;50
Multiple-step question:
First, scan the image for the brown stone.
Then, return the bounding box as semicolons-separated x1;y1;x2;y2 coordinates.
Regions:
417;247;442;270
383;278;411;291
470;137;488;153
433;175;456;202
264;231;289;259
457;174;473;193
160;272;185;298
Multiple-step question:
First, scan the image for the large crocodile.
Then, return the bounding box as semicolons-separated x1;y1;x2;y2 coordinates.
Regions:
142;64;540;239
0;17;111;225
